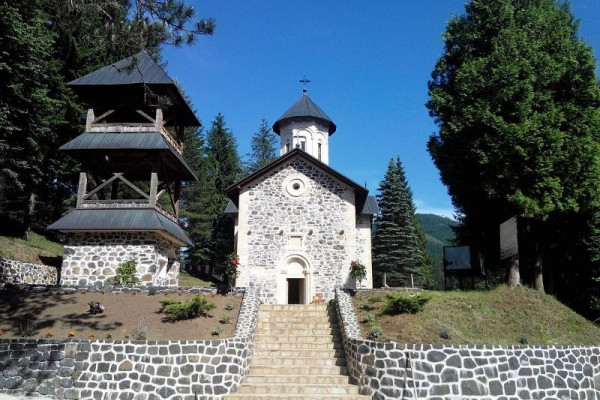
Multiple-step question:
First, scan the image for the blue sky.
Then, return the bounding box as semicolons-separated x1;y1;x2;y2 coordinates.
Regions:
163;0;600;219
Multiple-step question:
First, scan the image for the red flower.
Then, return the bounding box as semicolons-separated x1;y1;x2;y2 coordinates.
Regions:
231;259;238;266
351;260;356;264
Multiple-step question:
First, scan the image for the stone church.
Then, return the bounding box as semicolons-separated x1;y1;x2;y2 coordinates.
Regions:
226;90;378;304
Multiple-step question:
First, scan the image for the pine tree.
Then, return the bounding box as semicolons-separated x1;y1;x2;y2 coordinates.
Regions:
204;114;242;277
244;118;278;174
372;157;430;287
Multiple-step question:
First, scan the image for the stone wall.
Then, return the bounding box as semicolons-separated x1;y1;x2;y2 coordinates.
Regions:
236;157;362;303
61;232;180;287
0;287;260;400
0;258;58;285
335;289;600;400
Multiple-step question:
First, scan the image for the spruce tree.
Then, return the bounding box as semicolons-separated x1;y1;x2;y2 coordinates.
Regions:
372;157;430;287
204;114;242;277
244;118;278;174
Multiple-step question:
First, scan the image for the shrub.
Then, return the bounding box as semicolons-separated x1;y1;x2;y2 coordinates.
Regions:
367;325;383;340
88;301;105;315
383;293;430;315
220;314;230;324
440;328;452;340
350;260;367;286
357;302;373;311
363;313;376;323
159;295;216;321
211;326;222;336
224;302;234;311
113;259;140;286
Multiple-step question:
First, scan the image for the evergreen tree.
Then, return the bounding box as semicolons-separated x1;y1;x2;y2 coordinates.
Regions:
204;114;242;277
244;118;278;174
426;0;600;294
372;157;430;287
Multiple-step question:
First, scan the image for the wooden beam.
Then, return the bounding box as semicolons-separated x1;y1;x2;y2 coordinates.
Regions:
136;109;156;123
155;108;163;129
149;171;158;207
83;174;120;200
116;173;150;200
76;172;87;207
173;180;181;219
85;109;95;132
92;109;116;124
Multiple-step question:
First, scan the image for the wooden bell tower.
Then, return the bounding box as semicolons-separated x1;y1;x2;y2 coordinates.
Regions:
49;51;198;287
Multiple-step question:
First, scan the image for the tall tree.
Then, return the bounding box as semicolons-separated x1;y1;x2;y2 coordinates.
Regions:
244;118;278;174
372;157;430;287
204;114;242;277
427;0;600;293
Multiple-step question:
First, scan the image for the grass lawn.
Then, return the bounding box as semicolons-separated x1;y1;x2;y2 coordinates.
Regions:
178;269;214;287
353;285;600;345
0;232;63;264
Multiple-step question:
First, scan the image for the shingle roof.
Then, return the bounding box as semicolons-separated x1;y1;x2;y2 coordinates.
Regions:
272;92;336;135
68;51;200;126
60;132;197;181
48;209;193;246
361;196;379;215
69;51;173;86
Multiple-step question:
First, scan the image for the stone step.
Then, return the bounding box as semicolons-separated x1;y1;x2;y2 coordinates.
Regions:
253;341;343;350
254;334;342;343
257;316;337;324
256;321;339;329
244;374;351;385
251;357;346;367
253;348;345;358
248;365;349;376
226;395;370;400
237;383;359;395
260;304;329;311
255;327;338;335
258;310;336;318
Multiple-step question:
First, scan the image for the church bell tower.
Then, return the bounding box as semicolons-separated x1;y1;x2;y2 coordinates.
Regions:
272;89;336;165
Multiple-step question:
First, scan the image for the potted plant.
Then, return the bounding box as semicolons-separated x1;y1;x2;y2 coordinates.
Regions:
350;260;366;289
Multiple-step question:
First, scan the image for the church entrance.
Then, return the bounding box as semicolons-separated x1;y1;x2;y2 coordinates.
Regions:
277;255;311;305
287;278;305;304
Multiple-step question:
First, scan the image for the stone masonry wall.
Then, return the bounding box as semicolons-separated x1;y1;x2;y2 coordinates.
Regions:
335;289;600;400
0;258;58;285
0;287;260;400
61;232;179;287
237;157;357;302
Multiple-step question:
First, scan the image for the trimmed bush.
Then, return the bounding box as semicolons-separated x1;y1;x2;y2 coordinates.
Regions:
383;293;430;315
159;295;216;321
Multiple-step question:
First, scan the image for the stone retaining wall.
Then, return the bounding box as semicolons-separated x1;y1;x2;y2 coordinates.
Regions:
0;287;259;400
0;258;58;285
335;289;600;400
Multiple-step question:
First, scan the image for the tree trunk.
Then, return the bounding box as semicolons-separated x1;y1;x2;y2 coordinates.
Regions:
533;252;545;293
507;254;521;287
22;192;35;241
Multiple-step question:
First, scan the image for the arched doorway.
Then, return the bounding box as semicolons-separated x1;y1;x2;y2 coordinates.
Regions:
277;255;311;304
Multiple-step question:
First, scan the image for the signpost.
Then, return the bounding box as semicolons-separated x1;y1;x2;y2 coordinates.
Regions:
500;216;520;286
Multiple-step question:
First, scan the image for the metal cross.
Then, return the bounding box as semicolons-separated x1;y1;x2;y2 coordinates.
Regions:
299;76;311;91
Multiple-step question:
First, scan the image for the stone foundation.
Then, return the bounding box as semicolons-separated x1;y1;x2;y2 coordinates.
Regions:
335;289;600;400
0;258;58;285
60;232;180;287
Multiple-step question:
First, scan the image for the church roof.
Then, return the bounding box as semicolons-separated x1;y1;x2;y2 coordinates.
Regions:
272;92;336;135
225;148;368;212
68;51;200;126
48;209;193;246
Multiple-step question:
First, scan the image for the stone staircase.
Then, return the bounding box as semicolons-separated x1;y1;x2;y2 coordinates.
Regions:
225;304;369;400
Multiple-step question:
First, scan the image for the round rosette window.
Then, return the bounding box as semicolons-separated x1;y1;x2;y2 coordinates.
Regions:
283;175;310;198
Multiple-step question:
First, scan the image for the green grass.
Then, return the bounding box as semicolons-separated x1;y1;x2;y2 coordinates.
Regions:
178;269;213;287
0;232;64;263
353;285;600;345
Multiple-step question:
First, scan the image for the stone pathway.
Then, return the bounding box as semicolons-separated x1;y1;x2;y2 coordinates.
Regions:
225;304;369;400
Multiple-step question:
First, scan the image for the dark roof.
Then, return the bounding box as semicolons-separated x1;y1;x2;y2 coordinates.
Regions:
272;92;336;135
68;51;200;126
224;200;238;214
48;209;193;246
225;148;368;213
361;196;379;215
60;132;197;181
69;51;173;86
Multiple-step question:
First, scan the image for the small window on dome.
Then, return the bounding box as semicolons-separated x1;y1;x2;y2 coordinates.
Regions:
318;143;322;160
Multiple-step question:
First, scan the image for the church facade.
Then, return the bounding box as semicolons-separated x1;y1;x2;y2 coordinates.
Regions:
226;91;377;304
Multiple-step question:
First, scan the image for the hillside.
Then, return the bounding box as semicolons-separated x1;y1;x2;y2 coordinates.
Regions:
0;232;63;264
416;213;458;287
354;285;600;345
